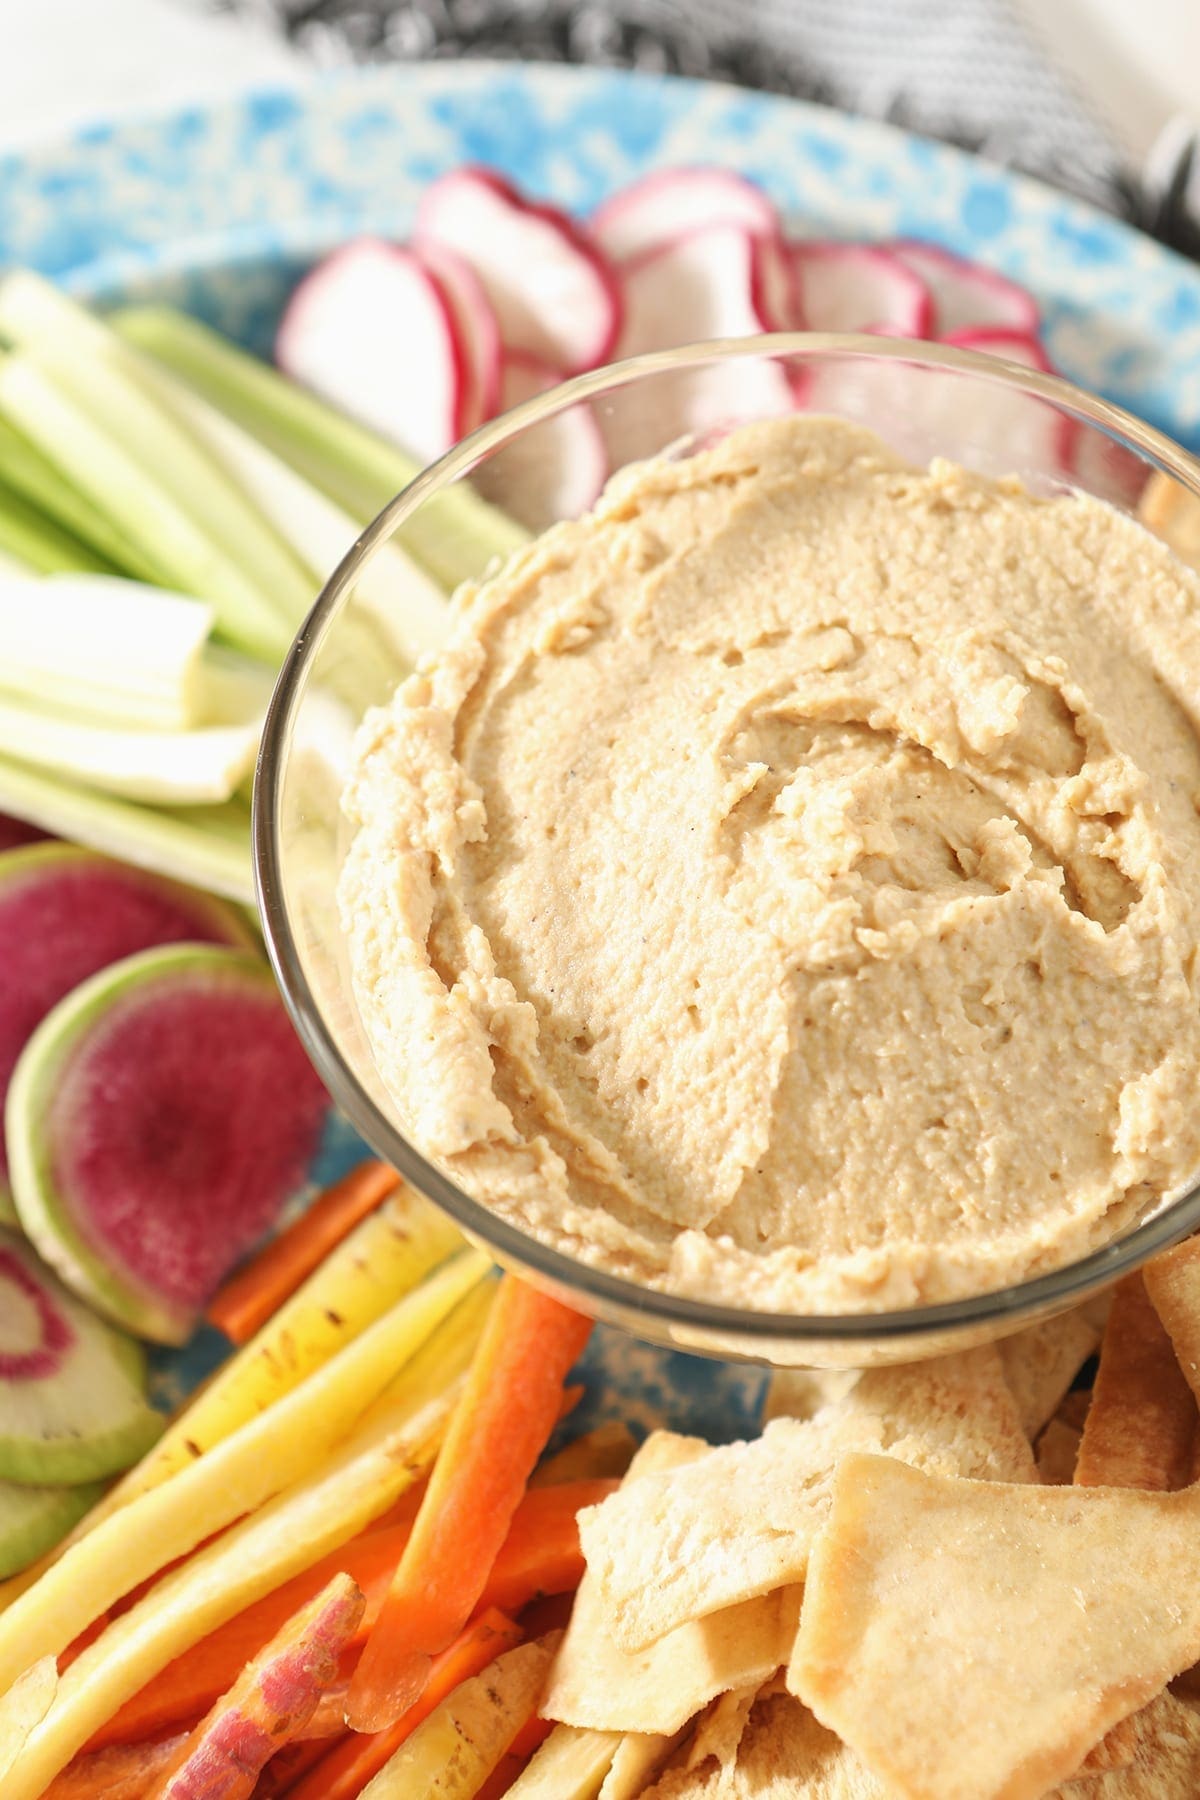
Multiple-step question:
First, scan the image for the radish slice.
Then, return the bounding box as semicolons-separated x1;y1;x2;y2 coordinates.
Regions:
415;167;621;375
276;238;469;463
591;168;781;262
603;224;797;467
1069;430;1149;511
475;353;608;532
790;242;934;337
8;944;330;1344
0;815;46;853
799;347;1075;486
412;240;503;428
943;328;1078;468
0;844;250;1221
891;240;1040;337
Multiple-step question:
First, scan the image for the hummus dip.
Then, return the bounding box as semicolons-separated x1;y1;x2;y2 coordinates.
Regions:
339;417;1200;1311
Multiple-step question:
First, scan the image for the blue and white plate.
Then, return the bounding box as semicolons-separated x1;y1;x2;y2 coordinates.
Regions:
5;61;1200;1439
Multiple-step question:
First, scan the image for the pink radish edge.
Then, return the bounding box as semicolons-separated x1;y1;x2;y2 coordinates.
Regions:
475;350;608;531
789;241;935;338
891;239;1040;336
412;239;504;427
591;166;781;262
276;238;471;461
415;166;623;375
943;327;1078;469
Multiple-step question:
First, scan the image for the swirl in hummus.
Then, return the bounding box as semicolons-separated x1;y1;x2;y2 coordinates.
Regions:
339;417;1200;1312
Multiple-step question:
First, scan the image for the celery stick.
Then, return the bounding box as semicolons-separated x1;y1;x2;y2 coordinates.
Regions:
0;758;253;901
0;415;163;584
113;305;528;590
0;695;261;804
0;574;213;730
196;644;277;725
0;484;115;576
0;273;316;631
142;360;454;660
0;353;291;662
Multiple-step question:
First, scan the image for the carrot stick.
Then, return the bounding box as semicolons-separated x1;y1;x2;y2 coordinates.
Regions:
506;1714;554;1761
206;1162;399;1343
43;1734;189;1800
346;1276;593;1732
286;1608;524;1800
474;1750;528;1800
88;1479;612;1752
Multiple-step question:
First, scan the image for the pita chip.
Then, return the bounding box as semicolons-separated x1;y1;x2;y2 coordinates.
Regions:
1037;1418;1082;1485
997;1310;1099;1440
684;1687;759;1773
1143;1234;1200;1402
543;1431;801;1736
1075;1273;1196;1489
1058;1691;1200;1794
791;1453;1200;1800
764;1369;861;1423
580;1346;1034;1653
600;1731;687;1800
1141;471;1200;565
639;1691;889;1798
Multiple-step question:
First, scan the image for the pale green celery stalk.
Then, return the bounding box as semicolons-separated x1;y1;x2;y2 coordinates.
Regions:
0;483;116;576
0;758;253;901
113;305;528;591
0;273;317;634
0;574;214;730
0;696;260;805
0;414;164;585
139;357;454;662
0;352;291;663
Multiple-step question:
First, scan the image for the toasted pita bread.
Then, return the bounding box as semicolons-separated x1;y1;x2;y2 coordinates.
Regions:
580;1347;1034;1653
791;1453;1200;1800
1059;1691;1200;1793
1075;1273;1196;1489
998;1311;1099;1440
1143;1234;1200;1402
600;1731;686;1800
763;1369;861;1423
684;1687;759;1773
543;1431;801;1736
639;1691;888;1798
1140;472;1200;564
1037;1417;1082;1485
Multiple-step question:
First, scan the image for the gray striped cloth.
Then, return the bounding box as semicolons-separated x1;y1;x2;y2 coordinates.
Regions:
202;0;1198;254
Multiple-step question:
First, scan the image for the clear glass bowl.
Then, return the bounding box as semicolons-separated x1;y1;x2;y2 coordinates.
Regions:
255;334;1200;1367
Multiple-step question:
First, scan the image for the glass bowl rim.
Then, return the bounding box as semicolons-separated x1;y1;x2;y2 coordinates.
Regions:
254;331;1200;1346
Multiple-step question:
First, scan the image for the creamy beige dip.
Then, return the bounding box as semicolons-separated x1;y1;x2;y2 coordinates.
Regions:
339;417;1200;1311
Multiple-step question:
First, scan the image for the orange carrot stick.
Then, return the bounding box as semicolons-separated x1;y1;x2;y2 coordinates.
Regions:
88;1479;612;1752
506;1713;555;1761
206;1161;399;1343
474;1750;528;1800
346;1276;593;1732
44;1735;190;1800
286;1609;523;1800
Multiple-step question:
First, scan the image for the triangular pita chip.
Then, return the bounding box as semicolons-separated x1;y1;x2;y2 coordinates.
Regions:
600;1730;686;1800
579;1346;1034;1652
543;1431;801;1736
1143;1237;1200;1404
997;1309;1098;1439
1075;1274;1196;1490
1059;1691;1200;1794
639;1690;888;1798
791;1453;1200;1800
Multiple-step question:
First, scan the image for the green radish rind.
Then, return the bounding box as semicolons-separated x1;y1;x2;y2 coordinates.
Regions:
0;1476;104;1581
0;1229;162;1487
7;943;305;1344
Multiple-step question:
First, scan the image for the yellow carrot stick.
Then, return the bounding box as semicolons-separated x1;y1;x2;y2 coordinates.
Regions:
1;1284;493;1800
0;1247;490;1691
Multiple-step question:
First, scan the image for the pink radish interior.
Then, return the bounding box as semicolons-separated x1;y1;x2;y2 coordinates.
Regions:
0;860;237;1190
48;972;328;1314
0;1247;73;1381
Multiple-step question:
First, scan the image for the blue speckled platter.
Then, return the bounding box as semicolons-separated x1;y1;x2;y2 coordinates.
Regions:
5;61;1200;1443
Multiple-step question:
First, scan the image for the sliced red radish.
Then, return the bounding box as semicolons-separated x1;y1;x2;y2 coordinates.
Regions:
7;944;329;1344
277;238;470;463
0;815;47;853
415;167;621;375
602;224;797;467
790;241;934;337
891;240;1040;337
0;844;250;1222
944;328;1078;468
798;345;1075;486
591;167;781;262
474;352;608;532
412;239;503;428
1068;429;1149;511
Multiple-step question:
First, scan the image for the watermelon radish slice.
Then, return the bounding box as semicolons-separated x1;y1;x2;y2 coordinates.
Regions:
891;239;1040;337
0;844;250;1224
7;944;329;1344
0;1227;161;1484
475;353;608;531
0;1476;101;1579
276;239;471;463
413;239;504;428
790;241;934;337
591;167;781;262
415;167;622;375
603;224;797;467
0;815;47;853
